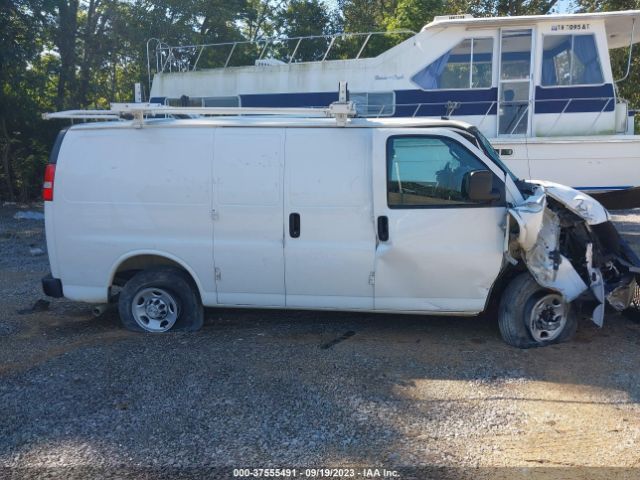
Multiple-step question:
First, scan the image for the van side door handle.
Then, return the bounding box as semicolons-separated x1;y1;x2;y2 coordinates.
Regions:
377;216;389;242
289;213;300;238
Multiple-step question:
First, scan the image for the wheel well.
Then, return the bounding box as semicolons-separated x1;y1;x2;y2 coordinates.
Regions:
483;264;527;314
112;255;195;289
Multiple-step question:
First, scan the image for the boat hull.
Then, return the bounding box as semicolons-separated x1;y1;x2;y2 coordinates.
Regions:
491;135;640;192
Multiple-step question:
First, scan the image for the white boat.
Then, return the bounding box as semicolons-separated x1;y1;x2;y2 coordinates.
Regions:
147;10;640;193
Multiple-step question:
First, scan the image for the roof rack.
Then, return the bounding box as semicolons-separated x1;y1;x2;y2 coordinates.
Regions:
42;83;358;127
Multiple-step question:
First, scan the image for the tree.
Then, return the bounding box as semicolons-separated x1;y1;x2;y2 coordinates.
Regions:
272;0;336;61
278;0;333;36
467;0;560;16
337;0;398;32
383;0;446;31
0;0;55;200
53;0;79;109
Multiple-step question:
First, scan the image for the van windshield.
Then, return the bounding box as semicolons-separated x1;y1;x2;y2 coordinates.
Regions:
469;126;519;183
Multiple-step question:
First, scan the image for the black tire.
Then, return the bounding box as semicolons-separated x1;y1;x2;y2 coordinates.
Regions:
623;282;640;323
118;266;203;333
498;272;577;348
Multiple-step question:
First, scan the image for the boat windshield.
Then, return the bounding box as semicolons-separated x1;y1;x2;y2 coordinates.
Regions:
470;126;519;183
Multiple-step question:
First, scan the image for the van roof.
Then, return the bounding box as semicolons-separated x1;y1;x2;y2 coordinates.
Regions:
66;116;476;131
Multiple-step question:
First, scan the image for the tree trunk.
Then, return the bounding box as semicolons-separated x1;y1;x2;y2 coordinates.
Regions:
0;118;15;203
55;0;79;109
77;0;99;107
111;53;117;101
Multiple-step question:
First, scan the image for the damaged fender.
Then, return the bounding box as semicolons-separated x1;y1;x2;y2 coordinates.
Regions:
508;182;639;326
509;192;588;302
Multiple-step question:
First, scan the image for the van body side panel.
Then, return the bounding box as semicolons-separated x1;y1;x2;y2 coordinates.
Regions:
372;129;506;312
284;129;375;309
212;128;286;306
53;127;214;302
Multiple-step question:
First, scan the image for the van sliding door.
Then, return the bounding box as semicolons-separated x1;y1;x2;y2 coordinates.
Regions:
283;129;376;309
212;128;286;306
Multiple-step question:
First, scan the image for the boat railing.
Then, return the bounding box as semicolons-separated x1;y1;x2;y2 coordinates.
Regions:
146;30;415;77
359;96;617;135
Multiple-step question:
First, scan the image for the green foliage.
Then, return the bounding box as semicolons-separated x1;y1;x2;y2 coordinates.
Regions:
279;0;333;36
383;0;446;32
462;0;560;16
272;0;336;61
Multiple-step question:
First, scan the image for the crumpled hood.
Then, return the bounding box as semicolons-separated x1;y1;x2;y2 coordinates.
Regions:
527;180;610;225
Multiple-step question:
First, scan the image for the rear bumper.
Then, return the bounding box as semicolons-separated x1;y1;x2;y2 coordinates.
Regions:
42;274;63;298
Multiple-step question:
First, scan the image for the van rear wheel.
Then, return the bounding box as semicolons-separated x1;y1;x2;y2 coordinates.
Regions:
498;272;577;348
118;266;203;333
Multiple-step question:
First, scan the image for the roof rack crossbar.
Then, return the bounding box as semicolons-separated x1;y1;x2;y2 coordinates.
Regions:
42;93;358;127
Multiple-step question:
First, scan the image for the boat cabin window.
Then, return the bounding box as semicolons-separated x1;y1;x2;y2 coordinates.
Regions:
411;38;493;90
351;92;394;116
203;96;241;107
541;34;603;86
500;30;533;80
498;29;533;135
166;96;240;107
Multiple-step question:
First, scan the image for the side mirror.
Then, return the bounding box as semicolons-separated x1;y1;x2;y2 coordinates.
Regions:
464;170;501;202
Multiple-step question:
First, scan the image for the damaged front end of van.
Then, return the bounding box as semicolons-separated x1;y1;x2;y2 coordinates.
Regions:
507;181;640;327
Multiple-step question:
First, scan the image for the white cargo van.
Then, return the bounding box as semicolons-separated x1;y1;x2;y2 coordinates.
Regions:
41;103;640;348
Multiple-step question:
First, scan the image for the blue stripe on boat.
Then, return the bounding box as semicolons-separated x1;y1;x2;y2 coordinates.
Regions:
534;84;615;114
239;85;616;116
394;88;498;116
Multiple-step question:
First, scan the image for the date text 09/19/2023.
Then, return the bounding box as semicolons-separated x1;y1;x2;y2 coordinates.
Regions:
232;468;401;478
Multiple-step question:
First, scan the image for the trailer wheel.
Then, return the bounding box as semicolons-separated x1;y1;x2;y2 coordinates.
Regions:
498;272;577;348
118;266;203;333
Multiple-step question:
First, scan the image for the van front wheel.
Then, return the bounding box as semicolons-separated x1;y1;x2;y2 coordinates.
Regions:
498;272;577;348
118;267;203;333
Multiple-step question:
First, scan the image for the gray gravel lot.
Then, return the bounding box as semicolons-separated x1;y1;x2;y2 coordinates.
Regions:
1;204;639;479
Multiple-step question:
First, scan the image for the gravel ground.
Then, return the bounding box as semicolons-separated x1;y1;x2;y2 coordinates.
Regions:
0;204;639;479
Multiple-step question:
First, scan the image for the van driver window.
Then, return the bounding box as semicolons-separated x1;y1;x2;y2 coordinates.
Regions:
541;34;604;86
387;136;496;208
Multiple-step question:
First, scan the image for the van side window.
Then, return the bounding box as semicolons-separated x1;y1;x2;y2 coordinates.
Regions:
411;38;493;90
387;136;501;208
541;34;604;86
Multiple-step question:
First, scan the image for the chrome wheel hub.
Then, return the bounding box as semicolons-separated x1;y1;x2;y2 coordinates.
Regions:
528;293;567;342
132;288;179;332
146;299;166;319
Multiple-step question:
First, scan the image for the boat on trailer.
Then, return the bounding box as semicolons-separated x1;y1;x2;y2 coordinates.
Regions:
147;10;640;193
